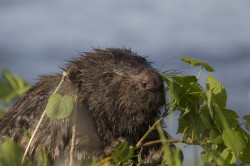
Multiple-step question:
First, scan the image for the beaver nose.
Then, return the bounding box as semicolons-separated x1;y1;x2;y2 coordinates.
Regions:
138;69;163;91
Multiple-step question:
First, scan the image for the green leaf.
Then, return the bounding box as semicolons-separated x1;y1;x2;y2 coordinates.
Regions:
0;110;4;118
240;136;250;164
243;115;250;121
112;141;134;164
0;138;24;166
222;129;247;156
200;105;213;129
180;57;215;72
210;129;223;144
206;74;227;118
45;94;74;119
37;150;50;166
167;75;205;112
217;148;237;165
121;160;133;166
193;117;207;136
177;117;189;134
243;115;250;131
169;75;198;83
214;109;239;130
223;109;239;119
200;151;213;164
201;149;237;165
245;122;250;131
0;70;30;104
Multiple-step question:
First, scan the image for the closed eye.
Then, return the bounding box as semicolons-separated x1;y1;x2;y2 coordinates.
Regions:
103;72;114;78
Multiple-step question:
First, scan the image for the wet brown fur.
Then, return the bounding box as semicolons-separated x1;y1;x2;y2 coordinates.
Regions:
0;48;177;165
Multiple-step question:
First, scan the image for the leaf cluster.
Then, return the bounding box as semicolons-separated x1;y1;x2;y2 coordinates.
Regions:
163;57;250;166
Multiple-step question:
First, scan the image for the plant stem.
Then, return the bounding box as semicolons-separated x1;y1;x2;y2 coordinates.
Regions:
22;111;46;163
22;72;67;163
135;117;163;148
135;138;209;150
69;95;78;166
96;156;113;166
197;66;203;80
69;125;76;166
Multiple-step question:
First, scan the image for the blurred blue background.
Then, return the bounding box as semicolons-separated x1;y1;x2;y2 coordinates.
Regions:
0;1;249;165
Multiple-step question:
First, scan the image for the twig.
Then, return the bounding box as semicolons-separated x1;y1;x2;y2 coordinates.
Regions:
69;125;76;166
181;127;188;141
97;115;167;165
135;104;174;148
22;111;46;163
97;137;210;165
136;139;187;149
135;117;163;148
135;138;211;150
239;122;247;126
96;156;113;166
22;72;67;163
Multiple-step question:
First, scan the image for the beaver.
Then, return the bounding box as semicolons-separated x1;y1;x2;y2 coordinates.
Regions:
0;48;180;165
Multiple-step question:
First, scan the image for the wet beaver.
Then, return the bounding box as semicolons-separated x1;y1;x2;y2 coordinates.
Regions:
0;48;180;165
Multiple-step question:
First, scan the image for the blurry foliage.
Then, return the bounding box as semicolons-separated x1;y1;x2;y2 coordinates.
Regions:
0;57;250;166
163;57;250;166
0;138;24;166
0;70;30;118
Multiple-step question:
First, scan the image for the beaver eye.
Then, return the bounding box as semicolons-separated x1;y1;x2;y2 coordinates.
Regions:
103;73;114;78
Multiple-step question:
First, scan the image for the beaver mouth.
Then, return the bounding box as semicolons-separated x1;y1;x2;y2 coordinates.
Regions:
122;86;166;115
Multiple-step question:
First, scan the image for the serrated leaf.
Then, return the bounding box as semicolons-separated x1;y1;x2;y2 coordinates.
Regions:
45;94;74;119
243;115;250;121
193;117;206;135
217;148;237;165
169;75;198;83
0;138;24;166
206;74;227;109
240;137;250;164
201;149;237;165
222;129;247;156
121;160;133;166
112;141;134;163
223;109;239;119
210;130;223;144
214;108;239;130
180;57;215;72
206;74;227;118
200;151;213;163
243;115;250;131
200;105;213;129
245;122;250;131
167;75;205;113
177;117;189;134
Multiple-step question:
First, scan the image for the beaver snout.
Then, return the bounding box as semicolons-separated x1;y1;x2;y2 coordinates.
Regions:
138;69;163;91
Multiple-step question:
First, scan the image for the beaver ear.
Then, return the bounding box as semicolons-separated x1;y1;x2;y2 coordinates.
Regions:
67;65;82;83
